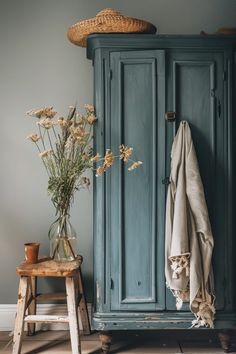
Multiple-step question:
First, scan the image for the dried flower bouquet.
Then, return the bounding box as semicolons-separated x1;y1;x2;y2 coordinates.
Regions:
27;105;142;260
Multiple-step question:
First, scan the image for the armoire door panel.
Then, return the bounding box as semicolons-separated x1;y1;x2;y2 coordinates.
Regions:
166;52;225;311
110;50;165;311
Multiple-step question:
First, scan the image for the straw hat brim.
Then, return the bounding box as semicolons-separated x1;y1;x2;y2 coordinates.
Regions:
67;9;157;47
201;27;236;36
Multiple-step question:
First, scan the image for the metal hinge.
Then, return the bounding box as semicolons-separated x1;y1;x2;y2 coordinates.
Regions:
108;69;113;80
218;99;222;118
162;177;170;185
110;278;114;290
223;71;227;82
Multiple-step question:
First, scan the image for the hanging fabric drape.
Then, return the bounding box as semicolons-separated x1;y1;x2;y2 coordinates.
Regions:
165;121;215;328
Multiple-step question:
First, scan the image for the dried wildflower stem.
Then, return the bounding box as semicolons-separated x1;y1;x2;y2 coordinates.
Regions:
38;125;46;150
66;238;76;259
52;125;58;140
33;142;51;176
47;130;55;154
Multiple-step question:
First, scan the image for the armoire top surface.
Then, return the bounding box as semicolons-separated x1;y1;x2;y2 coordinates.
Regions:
87;33;236;59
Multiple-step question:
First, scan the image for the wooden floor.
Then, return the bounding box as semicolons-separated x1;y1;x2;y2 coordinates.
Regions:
1;330;236;353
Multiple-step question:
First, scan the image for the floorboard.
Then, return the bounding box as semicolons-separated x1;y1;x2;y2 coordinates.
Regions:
0;330;235;353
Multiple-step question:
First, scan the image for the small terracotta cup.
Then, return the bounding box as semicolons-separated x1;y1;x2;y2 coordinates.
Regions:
24;243;40;264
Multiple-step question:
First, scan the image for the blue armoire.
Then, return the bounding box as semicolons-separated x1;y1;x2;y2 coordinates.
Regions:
87;34;236;352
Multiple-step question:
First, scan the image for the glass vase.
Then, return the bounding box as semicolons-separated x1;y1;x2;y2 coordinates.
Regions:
48;214;77;261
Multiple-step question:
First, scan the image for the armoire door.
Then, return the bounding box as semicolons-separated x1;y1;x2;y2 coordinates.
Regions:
165;51;226;311
109;50;166;311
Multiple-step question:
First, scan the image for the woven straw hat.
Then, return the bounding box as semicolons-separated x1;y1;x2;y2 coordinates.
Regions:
67;8;157;47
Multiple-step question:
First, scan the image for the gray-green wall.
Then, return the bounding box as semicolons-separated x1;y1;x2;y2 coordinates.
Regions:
0;0;235;304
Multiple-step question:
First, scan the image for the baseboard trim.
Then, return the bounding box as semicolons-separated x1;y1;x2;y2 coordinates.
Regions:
0;303;92;331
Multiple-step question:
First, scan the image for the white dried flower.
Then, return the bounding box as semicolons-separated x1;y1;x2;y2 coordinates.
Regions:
87;114;97;124
128;161;143;171
37;118;54;129
27;133;40;142
39;150;53;158
84;104;95;113
91;153;101;162
27;107;56;119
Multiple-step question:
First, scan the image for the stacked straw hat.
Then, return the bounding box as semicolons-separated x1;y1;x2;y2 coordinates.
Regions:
200;27;236;35
67;8;157;47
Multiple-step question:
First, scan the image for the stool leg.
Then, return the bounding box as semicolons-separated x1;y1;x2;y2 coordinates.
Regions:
77;268;91;335
66;277;81;354
13;276;29;354
27;276;37;336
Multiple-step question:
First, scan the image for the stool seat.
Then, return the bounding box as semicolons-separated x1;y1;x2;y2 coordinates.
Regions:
12;256;91;354
16;256;82;277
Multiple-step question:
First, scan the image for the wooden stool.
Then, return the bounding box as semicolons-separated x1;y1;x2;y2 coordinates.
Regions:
12;256;91;354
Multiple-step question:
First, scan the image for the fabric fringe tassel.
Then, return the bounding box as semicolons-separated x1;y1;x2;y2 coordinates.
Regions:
191;292;215;328
168;287;215;328
169;254;190;279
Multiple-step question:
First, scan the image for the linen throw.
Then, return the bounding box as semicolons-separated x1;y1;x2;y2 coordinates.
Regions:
165;121;215;328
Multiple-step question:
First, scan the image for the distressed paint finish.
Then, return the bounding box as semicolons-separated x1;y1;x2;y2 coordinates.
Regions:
12;259;90;354
16;256;82;277
88;34;236;331
27;276;37;335
24;314;69;323
66;277;81;354
92;312;236;331
77;268;91;335
13;276;28;354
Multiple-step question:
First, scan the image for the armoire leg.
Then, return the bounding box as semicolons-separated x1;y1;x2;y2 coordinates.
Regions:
218;332;231;353
99;331;112;354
